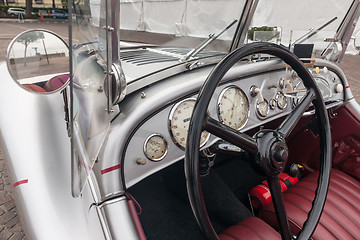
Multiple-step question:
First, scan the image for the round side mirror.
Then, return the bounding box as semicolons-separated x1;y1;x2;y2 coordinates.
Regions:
6;29;69;94
355;31;360;52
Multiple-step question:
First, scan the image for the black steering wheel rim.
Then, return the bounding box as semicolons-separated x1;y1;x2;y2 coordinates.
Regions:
185;42;331;240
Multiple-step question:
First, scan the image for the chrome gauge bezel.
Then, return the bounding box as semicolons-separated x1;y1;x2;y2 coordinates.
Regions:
168;98;210;150
217;85;250;130
143;134;168;161
275;91;287;110
256;99;269;118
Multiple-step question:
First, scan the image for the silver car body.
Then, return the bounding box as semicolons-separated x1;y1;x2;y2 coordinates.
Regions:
0;0;360;239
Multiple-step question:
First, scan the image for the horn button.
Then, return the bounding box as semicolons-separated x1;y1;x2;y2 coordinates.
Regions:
255;130;289;176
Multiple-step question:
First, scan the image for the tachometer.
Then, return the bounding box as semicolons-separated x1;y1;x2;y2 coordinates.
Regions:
169;98;210;149
217;86;249;129
143;134;168;161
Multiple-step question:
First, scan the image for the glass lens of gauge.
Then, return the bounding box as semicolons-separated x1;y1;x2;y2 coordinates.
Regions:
144;134;167;161
218;86;249;129
169;99;210;149
257;100;269;117
276;92;287;109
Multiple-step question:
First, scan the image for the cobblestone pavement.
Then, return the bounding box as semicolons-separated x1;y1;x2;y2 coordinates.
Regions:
0;149;25;240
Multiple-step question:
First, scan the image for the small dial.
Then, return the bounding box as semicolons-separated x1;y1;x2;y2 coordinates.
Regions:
144;134;168;161
257;99;269;117
169;98;210;149
276;92;287;109
217;86;249;130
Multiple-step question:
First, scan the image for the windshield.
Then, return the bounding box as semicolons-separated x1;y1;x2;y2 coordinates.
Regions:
250;0;354;55
119;0;245;51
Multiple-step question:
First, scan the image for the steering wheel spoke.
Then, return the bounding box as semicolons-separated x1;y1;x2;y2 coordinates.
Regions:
204;116;258;155
267;176;292;240
277;89;315;138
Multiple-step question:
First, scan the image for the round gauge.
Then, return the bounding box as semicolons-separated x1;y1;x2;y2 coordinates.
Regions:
257;99;269;117
276;92;287;109
169;98;210;149
217;86;249;130
144;134;168;161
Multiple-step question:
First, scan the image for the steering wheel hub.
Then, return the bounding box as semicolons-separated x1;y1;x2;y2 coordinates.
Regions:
255;130;288;176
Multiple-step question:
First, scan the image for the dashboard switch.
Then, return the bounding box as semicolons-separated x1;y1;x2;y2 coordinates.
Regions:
250;86;264;102
313;67;320;74
334;84;344;93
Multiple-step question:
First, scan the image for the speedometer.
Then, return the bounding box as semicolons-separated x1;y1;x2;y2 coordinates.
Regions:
217;86;249;129
169;98;210;149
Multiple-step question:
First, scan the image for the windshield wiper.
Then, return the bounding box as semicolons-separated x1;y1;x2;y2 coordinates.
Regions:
291;17;338;46
182;20;238;61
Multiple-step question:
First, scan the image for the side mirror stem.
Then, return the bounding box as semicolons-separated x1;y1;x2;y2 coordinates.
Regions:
62;87;72;138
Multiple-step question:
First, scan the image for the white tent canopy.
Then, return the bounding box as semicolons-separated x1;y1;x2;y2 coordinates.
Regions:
89;0;360;54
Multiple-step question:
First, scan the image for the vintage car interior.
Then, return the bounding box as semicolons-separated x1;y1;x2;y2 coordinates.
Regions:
116;42;360;239
2;0;360;239
70;0;360;239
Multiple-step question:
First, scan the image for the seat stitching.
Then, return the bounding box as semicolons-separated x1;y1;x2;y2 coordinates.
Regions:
296;181;360;215
331;170;360;190
284;192;358;239
330;174;360;198
284;201;338;239
302;173;360;200
261;208;307;238
225;225;261;240
243;221;273;240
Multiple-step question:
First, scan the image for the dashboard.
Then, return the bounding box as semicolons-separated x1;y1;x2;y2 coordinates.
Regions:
120;60;345;188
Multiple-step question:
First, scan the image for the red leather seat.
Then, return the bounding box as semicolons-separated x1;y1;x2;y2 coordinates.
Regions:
43;73;69;92
219;217;280;240
261;169;360;239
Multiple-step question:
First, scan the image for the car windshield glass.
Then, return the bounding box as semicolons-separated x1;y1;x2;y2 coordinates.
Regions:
119;0;245;52
249;0;354;55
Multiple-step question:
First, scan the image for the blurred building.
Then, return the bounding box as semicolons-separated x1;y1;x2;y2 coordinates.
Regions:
6;0;66;8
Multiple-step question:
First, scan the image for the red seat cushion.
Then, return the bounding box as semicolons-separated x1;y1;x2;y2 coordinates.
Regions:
261;169;360;239
219;217;280;240
43;73;69;92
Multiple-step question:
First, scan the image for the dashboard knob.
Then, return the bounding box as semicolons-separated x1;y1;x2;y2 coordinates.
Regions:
136;158;147;165
289;163;303;178
313;67;320;74
323;66;328;74
250;86;264;102
334;84;344;93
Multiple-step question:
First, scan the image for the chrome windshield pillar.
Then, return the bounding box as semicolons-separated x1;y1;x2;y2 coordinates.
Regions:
230;0;259;51
322;0;360;62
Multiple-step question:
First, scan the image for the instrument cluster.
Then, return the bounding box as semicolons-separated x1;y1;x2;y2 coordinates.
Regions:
145;76;295;161
124;65;345;186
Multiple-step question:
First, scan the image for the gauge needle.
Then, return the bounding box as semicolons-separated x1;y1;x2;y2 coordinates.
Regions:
231;94;236;118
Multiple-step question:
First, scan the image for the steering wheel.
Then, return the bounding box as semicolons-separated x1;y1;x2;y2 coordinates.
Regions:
185;42;331;240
